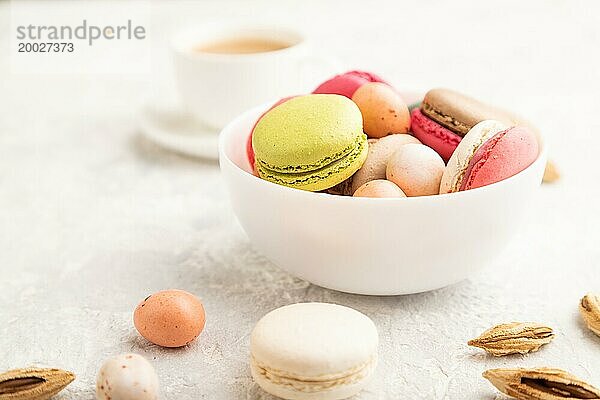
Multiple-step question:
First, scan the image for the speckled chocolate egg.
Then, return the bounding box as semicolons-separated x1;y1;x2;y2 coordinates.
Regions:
134;289;205;348
353;179;406;198
351;82;411;138
351;134;421;193
96;353;159;400
386;144;445;197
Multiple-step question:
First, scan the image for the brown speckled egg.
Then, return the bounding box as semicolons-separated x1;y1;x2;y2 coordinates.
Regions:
353;179;406;198
134;289;205;348
351;82;411;139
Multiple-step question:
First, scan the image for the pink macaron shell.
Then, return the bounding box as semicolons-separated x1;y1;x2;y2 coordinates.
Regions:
313;70;386;98
410;108;462;163
460;126;539;191
246;96;296;172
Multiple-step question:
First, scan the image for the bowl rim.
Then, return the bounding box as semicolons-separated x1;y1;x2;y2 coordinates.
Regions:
219;102;547;204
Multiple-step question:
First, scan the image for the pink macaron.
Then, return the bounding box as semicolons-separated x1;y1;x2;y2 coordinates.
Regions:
314;70;410;138
313;70;386;98
460;126;539;190
440;120;539;193
410;108;462;163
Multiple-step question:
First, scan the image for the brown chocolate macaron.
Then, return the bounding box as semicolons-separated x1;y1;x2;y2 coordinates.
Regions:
421;88;517;136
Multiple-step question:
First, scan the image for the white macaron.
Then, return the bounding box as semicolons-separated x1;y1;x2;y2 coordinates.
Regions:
250;302;378;400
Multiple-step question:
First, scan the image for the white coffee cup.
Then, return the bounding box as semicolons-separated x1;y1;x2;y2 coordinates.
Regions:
172;23;338;130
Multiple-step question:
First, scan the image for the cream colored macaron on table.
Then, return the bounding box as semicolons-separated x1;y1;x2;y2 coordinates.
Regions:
250;303;379;400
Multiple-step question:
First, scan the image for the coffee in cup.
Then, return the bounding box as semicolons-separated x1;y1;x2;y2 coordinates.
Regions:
172;23;339;130
194;37;291;54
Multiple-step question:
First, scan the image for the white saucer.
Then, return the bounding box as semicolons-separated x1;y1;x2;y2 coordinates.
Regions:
138;99;219;160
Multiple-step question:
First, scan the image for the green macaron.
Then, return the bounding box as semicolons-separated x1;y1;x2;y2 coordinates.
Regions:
252;94;368;191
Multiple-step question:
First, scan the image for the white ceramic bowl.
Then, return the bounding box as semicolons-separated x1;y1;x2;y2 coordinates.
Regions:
219;103;547;295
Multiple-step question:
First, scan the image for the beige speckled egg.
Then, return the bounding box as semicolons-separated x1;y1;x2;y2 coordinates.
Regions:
351;82;411;138
134;289;205;348
353;179;406;198
386;144;445;197
96;353;159;400
351;134;421;193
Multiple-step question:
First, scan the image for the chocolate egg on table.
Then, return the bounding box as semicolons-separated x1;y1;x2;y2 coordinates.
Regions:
96;353;159;400
386;143;445;197
351;134;421;193
353;179;406;198
134;289;205;348
351;82;411;138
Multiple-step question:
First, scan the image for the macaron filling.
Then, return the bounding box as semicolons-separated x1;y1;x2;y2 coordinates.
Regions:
251;355;376;393
256;134;363;173
256;134;368;189
421;101;470;136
